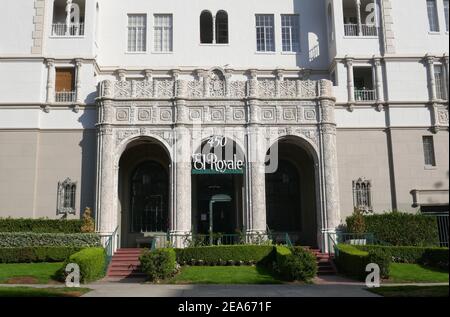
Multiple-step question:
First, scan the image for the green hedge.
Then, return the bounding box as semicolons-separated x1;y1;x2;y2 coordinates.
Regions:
346;212;439;246
0;218;84;233
335;244;391;280
0;232;101;248
355;245;449;270
175;245;275;266
59;247;106;283
0;247;83;263
140;249;177;281
274;246;317;282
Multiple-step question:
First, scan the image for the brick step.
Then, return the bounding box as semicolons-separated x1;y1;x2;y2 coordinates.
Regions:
107;272;146;278
109;264;141;270
111;255;141;260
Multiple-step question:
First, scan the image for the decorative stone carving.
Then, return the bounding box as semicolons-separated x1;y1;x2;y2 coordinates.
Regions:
187;80;203;98
134;80;153;98
228;81;246;99
116;129;139;146
279;80;297;98
438;109;449;125
57;178;77;215
258;80;276;98
209;70;226;97
155;80;174;98
299;80;317;98
116;108;129;121
114;81;131;98
138;109;151;121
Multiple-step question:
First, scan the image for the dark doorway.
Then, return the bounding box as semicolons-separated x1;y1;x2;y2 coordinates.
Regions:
193;174;242;235
266;159;301;232
130;161;169;233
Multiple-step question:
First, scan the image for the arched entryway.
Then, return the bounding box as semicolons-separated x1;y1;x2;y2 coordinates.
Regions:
191;136;245;237
118;138;171;248
265;136;318;247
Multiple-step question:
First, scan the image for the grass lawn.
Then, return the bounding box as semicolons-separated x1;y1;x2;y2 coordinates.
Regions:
168;266;283;285
369;285;449;297
0;287;90;297
0;262;63;284
388;263;449;284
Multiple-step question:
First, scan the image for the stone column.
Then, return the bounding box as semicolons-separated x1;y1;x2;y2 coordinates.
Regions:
75;59;82;104
356;0;362;36
46;59;55;104
171;126;192;248
65;0;73;36
95;123;116;235
345;58;355;104
247;126;267;236
426;55;437;101
374;57;384;103
319;80;341;252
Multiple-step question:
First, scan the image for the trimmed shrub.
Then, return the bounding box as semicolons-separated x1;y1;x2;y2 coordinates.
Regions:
0;232;101;248
335;244;391;280
276;246;317;282
0;247;83;263
356;245;449;270
59;247;106;283
0;218;84;233
140;248;177;282
175;245;274;266
346;211;439;246
367;249;391;279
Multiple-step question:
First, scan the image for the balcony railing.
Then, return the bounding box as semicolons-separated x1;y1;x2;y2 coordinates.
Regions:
55;91;76;103
51;23;85;37
354;89;376;101
344;24;378;37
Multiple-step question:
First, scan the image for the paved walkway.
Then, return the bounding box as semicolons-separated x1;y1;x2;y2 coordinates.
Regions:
81;275;378;297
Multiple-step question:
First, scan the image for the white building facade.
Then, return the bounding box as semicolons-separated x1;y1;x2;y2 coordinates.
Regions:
0;0;448;250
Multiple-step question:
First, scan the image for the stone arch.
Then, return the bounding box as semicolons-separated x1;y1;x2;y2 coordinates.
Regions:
115;132;173;167
264;133;321;247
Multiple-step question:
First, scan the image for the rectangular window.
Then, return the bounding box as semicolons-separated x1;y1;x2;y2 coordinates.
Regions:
127;14;147;52
434;65;446;100
444;0;449;31
55;68;76;103
154;14;173;52
423;136;437;167
256;14;275;52
427;0;440;32
281;15;300;52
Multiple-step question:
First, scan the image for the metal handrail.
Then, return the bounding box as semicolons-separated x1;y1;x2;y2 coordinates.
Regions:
103;227;119;272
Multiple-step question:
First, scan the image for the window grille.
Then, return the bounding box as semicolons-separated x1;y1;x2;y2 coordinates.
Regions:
352;178;373;212
57;178;77;215
423;136;437;167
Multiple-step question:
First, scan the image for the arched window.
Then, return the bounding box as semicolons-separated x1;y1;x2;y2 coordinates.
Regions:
57;178;77;215
352;177;372;213
215;10;229;44
200;11;213;43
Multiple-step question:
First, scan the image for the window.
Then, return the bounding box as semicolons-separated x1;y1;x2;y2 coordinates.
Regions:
55;68;75;103
353;67;376;101
154;14;173;52
57;178;77;215
200;11;213;43
51;0;85;36
281;15;300;52
434;65;446;100
127;14;147;52
427;0;440;32
444;0;449;31
256;14;275;52
423;136;437;167
215;10;229;44
352;178;372;212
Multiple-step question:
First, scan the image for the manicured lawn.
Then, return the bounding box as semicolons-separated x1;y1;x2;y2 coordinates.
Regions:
0;262;63;284
369;285;449;297
168;266;283;285
388;263;449;284
0;287;90;297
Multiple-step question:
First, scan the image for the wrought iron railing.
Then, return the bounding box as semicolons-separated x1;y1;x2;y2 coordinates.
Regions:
52;23;85;36
354;89;376;101
55;91;76;103
423;212;449;248
100;227;119;272
344;24;378;37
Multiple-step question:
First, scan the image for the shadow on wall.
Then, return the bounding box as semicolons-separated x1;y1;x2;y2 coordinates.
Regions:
293;0;328;71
